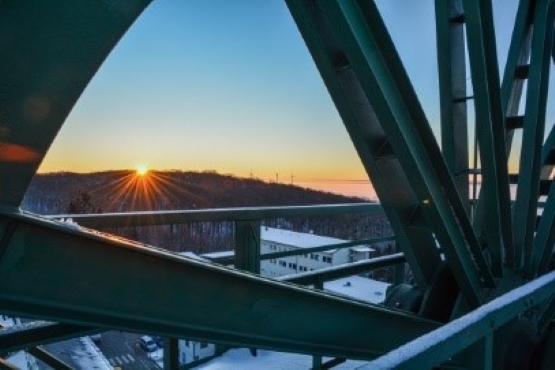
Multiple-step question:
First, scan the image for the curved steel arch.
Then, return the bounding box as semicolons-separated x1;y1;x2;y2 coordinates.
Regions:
0;0;151;209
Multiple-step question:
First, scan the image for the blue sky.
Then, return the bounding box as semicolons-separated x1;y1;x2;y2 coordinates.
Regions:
39;0;547;192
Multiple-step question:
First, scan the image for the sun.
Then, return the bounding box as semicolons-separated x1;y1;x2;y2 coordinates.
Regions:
135;164;149;177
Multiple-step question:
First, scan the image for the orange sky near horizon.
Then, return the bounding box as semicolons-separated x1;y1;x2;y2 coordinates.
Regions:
35;0;533;200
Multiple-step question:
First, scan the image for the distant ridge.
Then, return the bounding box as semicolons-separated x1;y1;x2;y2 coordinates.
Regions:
22;170;369;215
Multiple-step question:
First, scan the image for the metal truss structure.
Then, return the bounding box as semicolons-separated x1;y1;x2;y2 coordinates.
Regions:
1;0;555;369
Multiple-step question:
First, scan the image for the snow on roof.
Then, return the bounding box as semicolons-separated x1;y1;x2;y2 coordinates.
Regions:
6;351;34;369
201;250;235;258
325;276;389;304
351;245;375;253
261;227;346;250
196;348;368;369
177;251;209;261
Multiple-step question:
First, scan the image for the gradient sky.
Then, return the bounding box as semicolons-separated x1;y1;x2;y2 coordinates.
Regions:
38;0;548;191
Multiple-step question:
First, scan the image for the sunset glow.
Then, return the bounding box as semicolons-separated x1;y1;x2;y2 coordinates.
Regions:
136;165;149;177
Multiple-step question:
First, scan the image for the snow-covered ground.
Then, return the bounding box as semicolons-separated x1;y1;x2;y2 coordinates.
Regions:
196;348;369;370
195;276;389;369
0;317;38;369
70;337;112;370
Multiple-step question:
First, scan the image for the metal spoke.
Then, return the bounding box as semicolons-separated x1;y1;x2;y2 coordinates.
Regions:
317;0;494;305
513;0;555;272
463;0;512;277
532;130;555;275
285;0;442;290
435;0;470;214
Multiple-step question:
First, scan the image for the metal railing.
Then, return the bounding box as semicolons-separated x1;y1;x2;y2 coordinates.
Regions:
45;202;409;369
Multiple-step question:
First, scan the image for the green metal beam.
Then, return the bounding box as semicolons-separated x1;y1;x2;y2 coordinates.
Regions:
540;126;555;179
472;0;533;271
0;321;95;354
261;236;394;260
533;126;555;275
164;338;180;370
435;0;470;214
0;0;151;209
279;253;405;286
27;347;72;370
463;0;512;276
295;0;494;306
235;220;261;274
46;203;381;228
513;0;555;271
501;0;534;152
364;270;555;369
0;211;438;360
285;0;442;291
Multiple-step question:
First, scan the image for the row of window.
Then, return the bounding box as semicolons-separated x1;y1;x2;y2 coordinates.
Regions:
267;245;334;263
267;259;330;271
268;257;332;265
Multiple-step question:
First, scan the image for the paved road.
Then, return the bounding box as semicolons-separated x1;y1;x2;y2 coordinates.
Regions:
36;331;161;369
96;331;161;370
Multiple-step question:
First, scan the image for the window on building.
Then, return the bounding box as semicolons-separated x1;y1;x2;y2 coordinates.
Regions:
279;260;286;267
323;256;332;263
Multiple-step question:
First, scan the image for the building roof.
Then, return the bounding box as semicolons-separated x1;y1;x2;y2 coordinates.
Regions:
261;227;346;250
351;245;375;253
324;276;389;304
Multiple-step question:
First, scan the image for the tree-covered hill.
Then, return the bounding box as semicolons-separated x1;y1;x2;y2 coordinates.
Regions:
22;170;368;215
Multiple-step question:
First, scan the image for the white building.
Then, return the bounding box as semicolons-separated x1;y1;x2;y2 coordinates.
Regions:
178;340;216;365
260;227;374;278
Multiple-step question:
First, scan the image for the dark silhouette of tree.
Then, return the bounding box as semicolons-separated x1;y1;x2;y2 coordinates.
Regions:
67;190;102;214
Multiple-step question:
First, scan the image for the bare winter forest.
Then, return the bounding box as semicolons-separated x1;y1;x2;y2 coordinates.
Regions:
22;170;393;255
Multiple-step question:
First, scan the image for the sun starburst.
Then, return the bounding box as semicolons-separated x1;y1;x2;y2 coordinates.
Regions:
136;164;149;177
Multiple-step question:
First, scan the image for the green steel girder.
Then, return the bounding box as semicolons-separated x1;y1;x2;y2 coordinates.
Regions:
0;321;95;354
532;168;555;275
513;0;555;271
235;220;261;274
279;253;405;286
26;347;72;370
0;211;438;360
288;0;494;307
0;0;151;209
463;0;512;276
540;127;555;179
286;0;441;291
163;338;180;370
472;0;533;271
47;203;381;228
435;0;470;213
261;236;394;260
365;270;555;370
534;125;555;275
501;0;534;150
